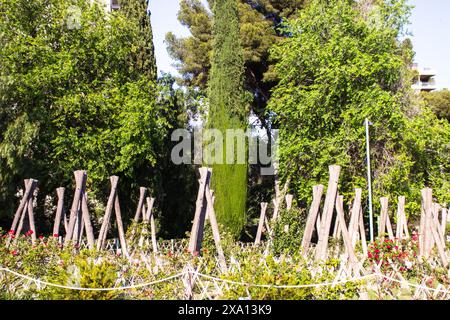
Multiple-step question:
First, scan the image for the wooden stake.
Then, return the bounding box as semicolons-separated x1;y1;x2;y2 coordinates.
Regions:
315;165;341;261
188;167;209;253
7;179;37;246
81;191;95;249
285;194;294;211
97;176;119;250
146;197;158;254
52;187;65;237
349;189;362;248
255;202;268;245
205;181;227;273
301;185;324;252
134;187;147;222
65;170;87;244
114;195;128;256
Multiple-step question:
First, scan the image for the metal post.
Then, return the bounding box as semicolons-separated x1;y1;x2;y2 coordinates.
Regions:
365;118;374;242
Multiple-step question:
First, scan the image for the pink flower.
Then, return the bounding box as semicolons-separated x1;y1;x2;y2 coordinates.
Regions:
10;250;18;256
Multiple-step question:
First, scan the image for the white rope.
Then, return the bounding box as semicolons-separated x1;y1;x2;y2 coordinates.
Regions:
1;266;449;295
193;271;376;289
0;267;185;291
193;272;450;294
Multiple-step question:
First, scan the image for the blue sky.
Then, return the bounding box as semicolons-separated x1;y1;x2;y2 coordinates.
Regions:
149;0;450;90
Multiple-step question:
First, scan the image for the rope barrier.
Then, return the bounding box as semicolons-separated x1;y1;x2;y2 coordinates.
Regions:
1;266;449;295
192;271;376;289
0;267;185;291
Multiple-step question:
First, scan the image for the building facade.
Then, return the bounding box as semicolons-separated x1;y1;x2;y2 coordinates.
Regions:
412;63;437;92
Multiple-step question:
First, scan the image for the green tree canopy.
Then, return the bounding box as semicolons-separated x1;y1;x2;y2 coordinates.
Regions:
208;0;248;237
421;89;450;122
0;0;175;227
166;0;305;127
268;0;450;214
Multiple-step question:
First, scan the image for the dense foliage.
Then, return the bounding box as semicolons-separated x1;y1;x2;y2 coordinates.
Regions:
268;0;450;215
421;89;450;122
207;0;249;237
0;0;193;231
166;0;305;127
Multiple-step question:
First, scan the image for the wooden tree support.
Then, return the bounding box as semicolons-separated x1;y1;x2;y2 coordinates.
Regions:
64;170;95;249
419;188;448;267
7;179;38;247
315;165;341;262
255;202;268;245
271;180;290;221
134;187;147;222
52;187;66;237
139;196;157;253
301;185;324;253
97;176;128;256
348;188;362;248
395;196;409;240
378;197;394;240
188;167;227;273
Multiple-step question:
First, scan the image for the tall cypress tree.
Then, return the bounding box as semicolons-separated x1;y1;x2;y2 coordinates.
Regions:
208;0;248;237
119;0;157;81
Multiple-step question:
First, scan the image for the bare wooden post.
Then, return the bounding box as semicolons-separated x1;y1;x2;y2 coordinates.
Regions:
359;208;368;256
146;197;158;253
188;167;209;253
301;185;324;253
335;195;358;271
65;171;86;244
13;205;28;245
272;180;289;221
384;200;395;240
315;165;341;261
420;189;433;258
114;195;128;256
205;181;228;273
429;204;448;267
285;194;294;211
52;187;65;237
81;191;95;249
97;176;119;250
349;189;362;248
255;202;268;245
26;192;37;244
396;196;405;239
134;187;147;222
379;197;388;237
7;179;37;246
145;197;155;221
441;208;448;238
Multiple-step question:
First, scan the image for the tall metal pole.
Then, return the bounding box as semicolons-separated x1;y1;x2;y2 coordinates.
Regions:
365;118;374;242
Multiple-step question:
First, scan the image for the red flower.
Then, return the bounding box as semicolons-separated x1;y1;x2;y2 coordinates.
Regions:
39;235;44;239
10;250;18;256
167;251;173;258
8;230;15;235
53;234;59;238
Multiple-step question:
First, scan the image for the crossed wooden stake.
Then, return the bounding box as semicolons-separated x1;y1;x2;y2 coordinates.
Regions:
133;187;158;253
52;187;68;238
419;188;448;267
7;179;38;247
96;176;128;256
64;170;95;249
188;167;227;273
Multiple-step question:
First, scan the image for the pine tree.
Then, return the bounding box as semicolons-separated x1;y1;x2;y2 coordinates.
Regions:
120;0;157;80
208;0;248;237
